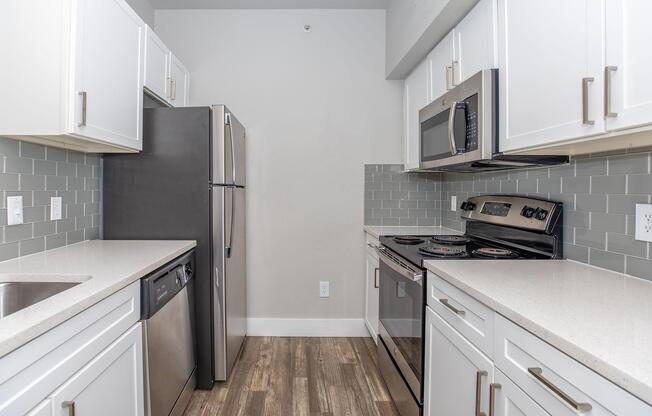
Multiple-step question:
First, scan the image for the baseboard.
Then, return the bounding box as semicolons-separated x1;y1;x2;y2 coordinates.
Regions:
246;318;369;337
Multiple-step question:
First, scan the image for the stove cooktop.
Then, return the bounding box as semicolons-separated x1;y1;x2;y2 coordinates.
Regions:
380;234;551;267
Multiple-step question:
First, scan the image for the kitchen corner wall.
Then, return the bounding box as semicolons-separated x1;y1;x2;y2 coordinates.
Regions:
0;137;102;261
364;164;441;226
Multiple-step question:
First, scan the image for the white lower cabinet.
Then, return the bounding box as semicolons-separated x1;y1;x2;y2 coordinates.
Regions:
50;323;143;416
364;234;380;343
0;282;143;416
424;306;493;416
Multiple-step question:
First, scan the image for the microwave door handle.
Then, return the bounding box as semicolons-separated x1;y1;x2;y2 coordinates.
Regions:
448;101;459;156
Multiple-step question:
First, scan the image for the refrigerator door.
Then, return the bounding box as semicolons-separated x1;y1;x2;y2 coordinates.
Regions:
212;105;246;187
212;185;247;381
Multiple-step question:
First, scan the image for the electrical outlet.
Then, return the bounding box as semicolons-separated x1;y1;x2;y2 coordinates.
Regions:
7;196;23;226
635;204;652;242
451;195;457;212
50;197;62;220
319;281;330;298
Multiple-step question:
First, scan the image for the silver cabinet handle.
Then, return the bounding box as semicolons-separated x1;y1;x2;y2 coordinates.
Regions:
171;79;177;101
78;92;87;127
476;371;488;416
367;243;378;249
528;367;592;412
605;66;618;117
447;101;459;156
451;60;459;87
489;383;501;416
374;267;379;288
166;77;172;98
445;65;453;90
440;298;465;316
582;77;595;125
62;401;76;416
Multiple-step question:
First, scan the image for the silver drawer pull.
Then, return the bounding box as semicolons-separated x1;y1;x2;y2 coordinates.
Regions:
78;92;87;127
489;383;501;416
440;298;465;316
476;370;488;416
582;77;595;125
62;401;76;416
605;66;618;117
528;367;592;412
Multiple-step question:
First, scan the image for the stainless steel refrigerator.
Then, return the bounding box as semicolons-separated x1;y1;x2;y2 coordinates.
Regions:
103;104;247;389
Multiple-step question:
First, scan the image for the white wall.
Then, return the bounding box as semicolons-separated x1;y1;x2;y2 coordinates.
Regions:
126;0;155;26
155;9;402;334
385;0;478;79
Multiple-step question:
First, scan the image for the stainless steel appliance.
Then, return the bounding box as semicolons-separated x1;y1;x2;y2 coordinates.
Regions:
376;195;564;416
141;249;196;416
103;105;247;389
419;69;568;172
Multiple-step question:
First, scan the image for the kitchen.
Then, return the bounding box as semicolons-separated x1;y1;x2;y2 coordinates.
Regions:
1;0;652;415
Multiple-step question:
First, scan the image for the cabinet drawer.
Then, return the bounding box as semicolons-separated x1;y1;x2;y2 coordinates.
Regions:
426;273;494;357
494;315;652;415
0;282;140;416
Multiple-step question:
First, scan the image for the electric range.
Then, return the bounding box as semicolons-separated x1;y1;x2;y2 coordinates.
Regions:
375;195;563;416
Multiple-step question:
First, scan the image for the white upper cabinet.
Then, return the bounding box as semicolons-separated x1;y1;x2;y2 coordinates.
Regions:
427;31;456;102
1;0;145;152
497;0;606;152
72;0;145;151
169;54;190;107
454;0;498;85
605;0;652;132
144;26;171;103
403;59;429;171
424;306;494;416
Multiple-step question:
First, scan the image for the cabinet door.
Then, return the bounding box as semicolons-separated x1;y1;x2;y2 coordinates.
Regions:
424;306;493;416
403;59;428;171
498;0;605;152
605;0;652;132
144;26;171;103
364;247;380;343
455;0;498;84
427;31;456;102
492;369;551;416
169;54;190;107
51;323;144;416
71;0;145;150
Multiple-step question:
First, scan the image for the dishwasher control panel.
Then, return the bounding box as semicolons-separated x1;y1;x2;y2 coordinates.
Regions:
141;249;195;319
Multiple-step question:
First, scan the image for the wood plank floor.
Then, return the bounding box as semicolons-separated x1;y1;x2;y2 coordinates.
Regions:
184;337;400;416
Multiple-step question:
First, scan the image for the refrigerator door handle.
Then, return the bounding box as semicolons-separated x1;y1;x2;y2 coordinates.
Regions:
226;113;236;185
225;187;235;258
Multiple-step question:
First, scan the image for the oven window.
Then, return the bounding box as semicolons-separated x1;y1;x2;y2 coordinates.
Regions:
420;107;452;162
379;260;423;381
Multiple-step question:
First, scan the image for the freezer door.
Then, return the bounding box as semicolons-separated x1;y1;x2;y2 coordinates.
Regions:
212;105;246;187
212;186;247;381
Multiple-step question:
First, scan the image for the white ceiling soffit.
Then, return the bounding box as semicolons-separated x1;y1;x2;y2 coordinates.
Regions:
148;0;389;9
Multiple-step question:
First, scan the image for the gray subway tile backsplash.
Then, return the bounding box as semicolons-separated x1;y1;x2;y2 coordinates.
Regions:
366;149;652;282
0;137;102;261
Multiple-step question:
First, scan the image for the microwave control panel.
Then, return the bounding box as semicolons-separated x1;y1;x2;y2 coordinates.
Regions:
463;94;479;152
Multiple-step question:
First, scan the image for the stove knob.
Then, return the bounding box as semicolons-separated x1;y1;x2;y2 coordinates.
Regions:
534;208;548;221
521;206;535;218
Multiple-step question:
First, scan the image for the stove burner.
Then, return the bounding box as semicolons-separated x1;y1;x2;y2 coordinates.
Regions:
393;236;425;245
419;245;468;258
430;235;471;245
472;247;519;259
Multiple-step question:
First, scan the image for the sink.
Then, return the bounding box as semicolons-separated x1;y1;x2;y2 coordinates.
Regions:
0;281;81;319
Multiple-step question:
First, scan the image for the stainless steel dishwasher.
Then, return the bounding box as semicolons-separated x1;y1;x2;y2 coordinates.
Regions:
141;249;196;416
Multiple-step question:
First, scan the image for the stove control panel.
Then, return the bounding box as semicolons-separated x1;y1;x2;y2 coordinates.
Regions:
460;195;562;233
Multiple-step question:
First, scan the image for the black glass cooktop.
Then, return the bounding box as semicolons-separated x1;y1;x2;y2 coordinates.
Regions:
380;234;551;267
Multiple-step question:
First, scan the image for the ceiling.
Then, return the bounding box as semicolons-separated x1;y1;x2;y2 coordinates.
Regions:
148;0;389;9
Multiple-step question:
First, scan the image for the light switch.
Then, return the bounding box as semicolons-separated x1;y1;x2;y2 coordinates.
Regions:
50;197;62;220
7;196;23;226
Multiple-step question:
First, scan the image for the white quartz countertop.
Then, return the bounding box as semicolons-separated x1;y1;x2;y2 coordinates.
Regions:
0;239;196;358
425;259;652;405
363;225;460;239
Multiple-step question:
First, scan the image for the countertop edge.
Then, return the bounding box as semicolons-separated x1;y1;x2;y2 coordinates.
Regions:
0;240;197;358
425;260;652;407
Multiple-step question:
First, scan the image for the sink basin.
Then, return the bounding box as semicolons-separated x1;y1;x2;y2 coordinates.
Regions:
0;281;80;319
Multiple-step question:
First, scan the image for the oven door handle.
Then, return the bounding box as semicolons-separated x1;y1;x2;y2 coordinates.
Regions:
376;246;423;283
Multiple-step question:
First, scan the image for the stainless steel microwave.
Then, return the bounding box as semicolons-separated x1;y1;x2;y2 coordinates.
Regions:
419;69;567;172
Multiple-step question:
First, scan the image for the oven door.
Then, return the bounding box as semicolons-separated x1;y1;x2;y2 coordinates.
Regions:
377;247;424;403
